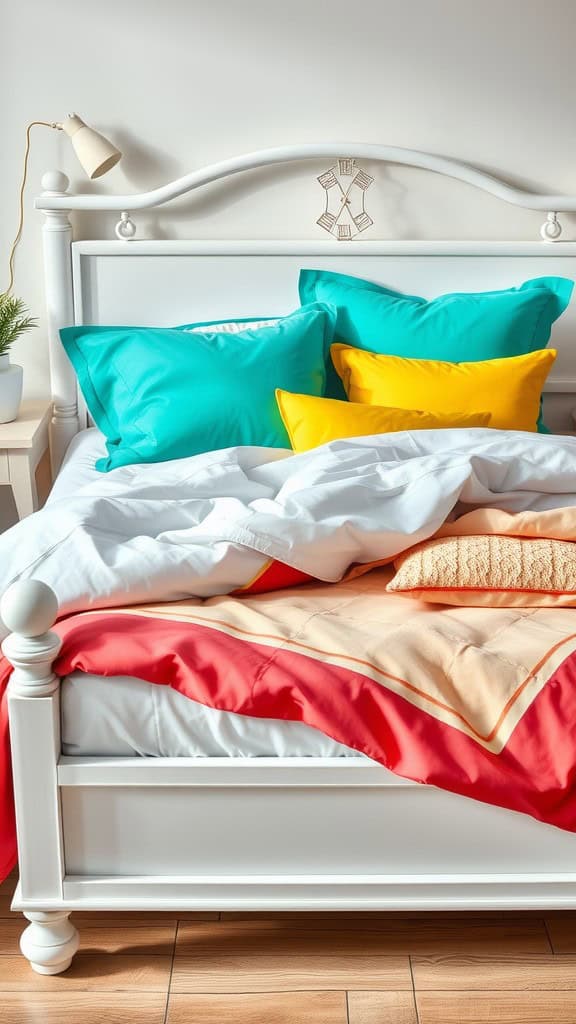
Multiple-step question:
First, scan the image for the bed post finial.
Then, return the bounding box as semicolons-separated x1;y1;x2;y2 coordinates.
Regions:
41;170;70;194
1;580;61;697
41;169;79;476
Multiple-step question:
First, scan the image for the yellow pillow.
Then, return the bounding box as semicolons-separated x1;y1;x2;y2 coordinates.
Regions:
331;345;557;432
388;533;576;607
275;390;492;453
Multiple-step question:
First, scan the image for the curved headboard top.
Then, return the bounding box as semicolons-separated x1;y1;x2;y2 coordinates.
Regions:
36;143;576;472
34;143;576;222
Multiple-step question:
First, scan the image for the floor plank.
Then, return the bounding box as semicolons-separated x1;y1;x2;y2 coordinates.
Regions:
220;910;530;922
537;910;576;918
348;991;418;1024
171;953;411;992
0;920;179;956
0;920;26;955
0;871;18;894
545;917;576;953
0;991;167;1024
71;910;218;923
77;922;177;955
167;991;348;1023
0;895;17;918
0;954;172;991
417;990;576;1023
175;919;550;957
0;874;18;919
412;953;576;990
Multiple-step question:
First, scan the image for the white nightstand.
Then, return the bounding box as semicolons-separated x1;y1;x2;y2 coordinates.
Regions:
0;399;52;520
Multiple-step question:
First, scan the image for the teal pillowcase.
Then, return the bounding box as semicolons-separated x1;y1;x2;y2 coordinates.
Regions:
299;270;573;421
60;303;336;472
299;269;573;359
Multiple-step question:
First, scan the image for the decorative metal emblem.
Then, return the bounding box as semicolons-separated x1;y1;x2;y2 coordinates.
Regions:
317;158;374;240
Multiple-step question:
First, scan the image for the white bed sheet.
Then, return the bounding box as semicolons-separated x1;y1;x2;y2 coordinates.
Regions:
48;427;108;502
61;671;359;758
52;430;359;758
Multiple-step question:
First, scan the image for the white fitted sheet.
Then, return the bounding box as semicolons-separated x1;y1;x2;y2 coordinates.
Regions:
53;431;360;758
60;671;360;758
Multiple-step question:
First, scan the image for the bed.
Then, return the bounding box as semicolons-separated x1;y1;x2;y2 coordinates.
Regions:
4;144;576;977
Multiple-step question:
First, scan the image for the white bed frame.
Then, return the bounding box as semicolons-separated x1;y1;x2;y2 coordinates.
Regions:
5;143;576;975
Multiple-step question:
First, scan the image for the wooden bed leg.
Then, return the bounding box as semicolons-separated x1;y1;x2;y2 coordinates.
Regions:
20;911;79;975
1;580;79;974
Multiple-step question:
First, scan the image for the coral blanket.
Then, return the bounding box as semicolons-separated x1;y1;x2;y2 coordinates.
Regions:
4;427;576;879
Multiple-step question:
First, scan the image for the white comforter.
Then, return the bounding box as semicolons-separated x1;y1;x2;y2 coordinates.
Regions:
2;427;576;623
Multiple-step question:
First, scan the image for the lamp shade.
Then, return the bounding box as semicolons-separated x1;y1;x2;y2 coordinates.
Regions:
61;114;121;179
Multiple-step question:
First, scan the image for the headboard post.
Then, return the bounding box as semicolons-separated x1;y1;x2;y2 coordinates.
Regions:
40;171;79;475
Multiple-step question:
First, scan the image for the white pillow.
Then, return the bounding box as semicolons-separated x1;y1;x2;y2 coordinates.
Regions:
182;319;279;335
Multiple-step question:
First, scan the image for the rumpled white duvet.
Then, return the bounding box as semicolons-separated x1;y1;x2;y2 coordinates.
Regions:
2;426;576;626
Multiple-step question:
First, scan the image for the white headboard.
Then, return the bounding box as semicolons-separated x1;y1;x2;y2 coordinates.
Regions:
35;144;576;471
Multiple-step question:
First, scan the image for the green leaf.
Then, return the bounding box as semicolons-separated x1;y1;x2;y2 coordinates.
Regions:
0;292;38;356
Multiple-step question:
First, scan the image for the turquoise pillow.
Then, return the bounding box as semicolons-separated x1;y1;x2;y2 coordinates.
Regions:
299;270;573;416
60;302;336;472
299;269;573;358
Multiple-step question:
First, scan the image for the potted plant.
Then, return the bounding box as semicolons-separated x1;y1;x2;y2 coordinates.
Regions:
0;293;37;423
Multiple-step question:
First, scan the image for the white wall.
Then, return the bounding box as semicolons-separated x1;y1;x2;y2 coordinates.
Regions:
2;0;576;402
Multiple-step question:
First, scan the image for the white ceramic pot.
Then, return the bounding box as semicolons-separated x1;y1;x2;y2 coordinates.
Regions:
0;354;23;424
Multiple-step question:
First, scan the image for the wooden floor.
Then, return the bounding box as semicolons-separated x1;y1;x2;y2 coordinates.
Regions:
4;873;576;1022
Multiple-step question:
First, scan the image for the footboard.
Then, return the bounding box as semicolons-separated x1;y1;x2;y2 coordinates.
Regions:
4;579;576;975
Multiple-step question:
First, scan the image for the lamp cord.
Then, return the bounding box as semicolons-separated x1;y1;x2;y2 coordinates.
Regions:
5;121;57;296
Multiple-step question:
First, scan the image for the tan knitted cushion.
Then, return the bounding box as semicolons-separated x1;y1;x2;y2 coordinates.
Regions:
387;534;576;607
